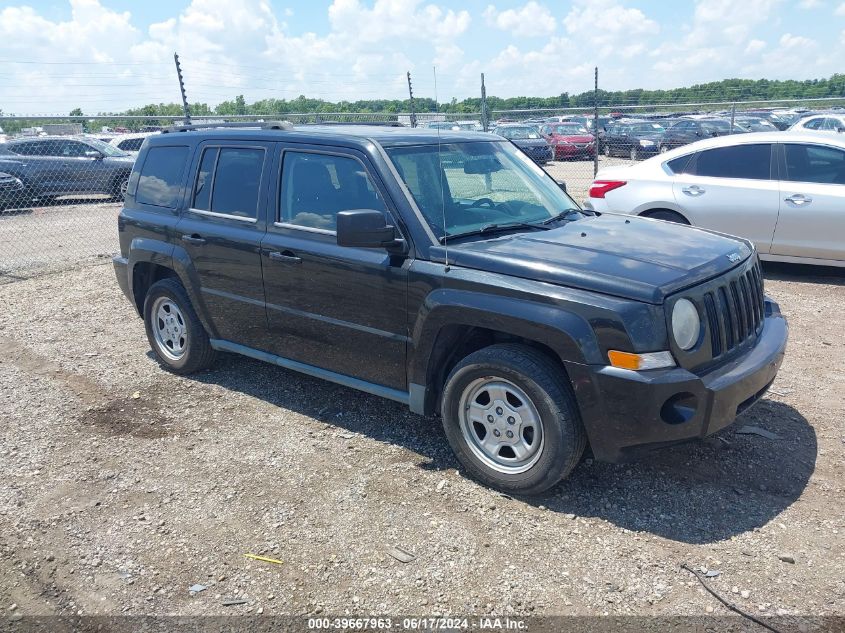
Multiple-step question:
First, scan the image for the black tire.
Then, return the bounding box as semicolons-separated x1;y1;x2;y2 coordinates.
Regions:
143;278;216;375
643;209;689;224
440;344;586;495
112;172;131;200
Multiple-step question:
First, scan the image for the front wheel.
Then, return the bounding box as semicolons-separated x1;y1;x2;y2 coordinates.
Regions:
441;344;586;495
143;278;216;374
630;146;639;161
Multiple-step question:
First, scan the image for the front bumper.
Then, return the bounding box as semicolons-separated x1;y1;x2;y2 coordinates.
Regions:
567;298;788;462
524;146;554;163
554;144;595;159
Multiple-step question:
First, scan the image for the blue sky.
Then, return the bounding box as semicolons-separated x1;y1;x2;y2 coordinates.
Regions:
1;0;843;114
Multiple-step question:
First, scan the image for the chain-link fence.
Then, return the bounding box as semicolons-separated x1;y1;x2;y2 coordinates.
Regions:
2;96;844;279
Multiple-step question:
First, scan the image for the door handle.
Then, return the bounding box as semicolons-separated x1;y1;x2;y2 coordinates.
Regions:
681;185;705;196
784;194;812;206
181;234;206;245
268;250;302;264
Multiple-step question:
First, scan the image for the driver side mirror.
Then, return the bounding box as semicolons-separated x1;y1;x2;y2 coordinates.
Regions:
837;127;845;134
556;180;567;193
337;209;405;252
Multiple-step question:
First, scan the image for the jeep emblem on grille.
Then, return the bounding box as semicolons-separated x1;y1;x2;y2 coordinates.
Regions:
727;252;742;263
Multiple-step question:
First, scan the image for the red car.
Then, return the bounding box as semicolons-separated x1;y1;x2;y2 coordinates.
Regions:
539;123;596;160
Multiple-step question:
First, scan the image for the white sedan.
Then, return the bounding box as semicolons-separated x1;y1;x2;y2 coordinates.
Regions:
788;113;845;135
585;131;845;267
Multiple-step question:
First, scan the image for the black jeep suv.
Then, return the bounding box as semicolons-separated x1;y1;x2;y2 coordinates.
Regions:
114;122;788;494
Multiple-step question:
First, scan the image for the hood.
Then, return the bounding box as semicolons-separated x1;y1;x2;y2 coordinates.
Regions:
551;134;594;143
435;213;753;304
511;137;549;148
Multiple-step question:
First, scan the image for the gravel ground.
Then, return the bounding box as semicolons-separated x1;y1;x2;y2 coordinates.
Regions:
0;198;120;278
0;259;842;630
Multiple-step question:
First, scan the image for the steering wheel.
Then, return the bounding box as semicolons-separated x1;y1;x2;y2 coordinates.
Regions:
470;198;496;209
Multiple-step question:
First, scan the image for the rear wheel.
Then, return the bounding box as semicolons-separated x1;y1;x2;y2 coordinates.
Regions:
441;344;586;495
143;278;216;374
603;144;611;157
659;144;669;154
643;209;689;224
630;146;639;161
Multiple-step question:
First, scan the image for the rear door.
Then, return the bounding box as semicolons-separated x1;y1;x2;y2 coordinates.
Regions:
175;140;273;348
771;142;845;262
672;143;780;252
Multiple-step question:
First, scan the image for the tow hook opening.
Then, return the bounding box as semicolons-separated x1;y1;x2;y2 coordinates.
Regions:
661;392;698;425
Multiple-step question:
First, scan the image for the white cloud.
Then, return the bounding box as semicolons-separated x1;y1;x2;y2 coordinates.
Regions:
745;39;767;53
563;0;659;58
798;0;823;8
483;2;556;38
1;0;844;114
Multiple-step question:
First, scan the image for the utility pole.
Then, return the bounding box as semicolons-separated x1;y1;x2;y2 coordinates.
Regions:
480;73;489;132
593;66;599;177
174;52;191;126
730;102;736;133
407;71;417;128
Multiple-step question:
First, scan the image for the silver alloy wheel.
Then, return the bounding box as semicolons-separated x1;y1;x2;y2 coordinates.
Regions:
630;146;638;161
151;296;187;361
659;144;669;154
119;177;129;198
458;377;545;474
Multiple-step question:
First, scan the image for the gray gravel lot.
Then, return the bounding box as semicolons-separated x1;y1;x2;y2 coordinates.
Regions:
0;259;843;628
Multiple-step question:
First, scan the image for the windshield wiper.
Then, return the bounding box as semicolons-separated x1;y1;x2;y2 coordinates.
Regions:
542;208;591;224
439;221;550;244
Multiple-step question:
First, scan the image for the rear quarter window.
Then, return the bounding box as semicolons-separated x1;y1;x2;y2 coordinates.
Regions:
135;146;189;208
665;154;694;175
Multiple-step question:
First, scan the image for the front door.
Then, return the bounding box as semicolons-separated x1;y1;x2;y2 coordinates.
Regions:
260;146;409;391
672;143;780;253
175;140;273;347
771;142;845;262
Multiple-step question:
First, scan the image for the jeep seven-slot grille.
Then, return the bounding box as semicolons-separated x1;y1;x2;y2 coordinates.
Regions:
700;259;765;359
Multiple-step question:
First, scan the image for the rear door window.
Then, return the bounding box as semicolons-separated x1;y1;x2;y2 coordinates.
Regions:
136;146;190;208
783;144;845;185
192;147;265;219
691;144;772;180
118;138;145;151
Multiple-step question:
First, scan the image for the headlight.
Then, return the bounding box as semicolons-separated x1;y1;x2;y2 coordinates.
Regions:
672;298;701;350
640;139;655;147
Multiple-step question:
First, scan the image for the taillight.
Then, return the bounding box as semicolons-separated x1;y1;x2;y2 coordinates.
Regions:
589;180;627;198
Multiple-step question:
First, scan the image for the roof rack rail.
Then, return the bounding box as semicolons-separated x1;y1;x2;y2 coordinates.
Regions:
307;121;405;127
162;120;294;134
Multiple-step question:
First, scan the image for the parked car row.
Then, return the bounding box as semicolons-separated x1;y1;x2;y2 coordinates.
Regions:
0;135;137;208
586;131;845;267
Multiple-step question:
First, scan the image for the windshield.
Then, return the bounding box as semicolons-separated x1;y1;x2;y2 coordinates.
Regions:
630;123;665;134
497;127;541;140
549;124;588;135
386;141;581;241
84;137;129;157
701;120;732;132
